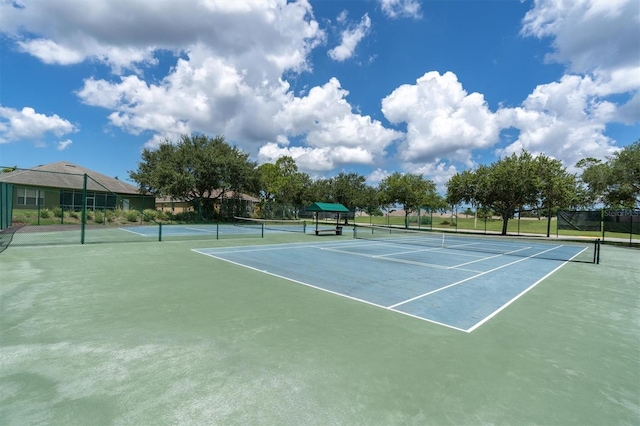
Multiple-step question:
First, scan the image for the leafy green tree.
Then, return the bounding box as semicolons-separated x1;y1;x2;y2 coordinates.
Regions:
534;154;578;236
273;156;306;208
575;157;611;207
329;172;372;223
447;151;539;235
446;170;478;207
129;133;256;220
256;162;279;203
578;140;640;208
256;156;311;218
446;169;483;229
330;173;365;209
360;185;382;218
1;166;17;173
307;178;333;204
378;172;438;228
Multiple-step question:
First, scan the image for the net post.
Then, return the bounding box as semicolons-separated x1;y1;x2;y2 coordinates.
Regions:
261;223;264;238
159;222;162;242
216;223;219;240
594;239;600;264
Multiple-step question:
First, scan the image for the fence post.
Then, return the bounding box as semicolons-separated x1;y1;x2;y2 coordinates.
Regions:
81;174;87;244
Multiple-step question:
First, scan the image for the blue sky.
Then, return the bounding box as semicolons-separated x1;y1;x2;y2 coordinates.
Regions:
0;0;638;191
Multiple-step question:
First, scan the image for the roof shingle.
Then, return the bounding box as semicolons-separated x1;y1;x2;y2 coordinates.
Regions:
0;162;142;195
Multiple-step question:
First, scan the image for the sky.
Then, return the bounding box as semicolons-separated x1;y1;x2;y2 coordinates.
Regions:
0;0;638;192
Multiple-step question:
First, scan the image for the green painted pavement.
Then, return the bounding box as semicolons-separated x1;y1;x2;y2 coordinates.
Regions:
1;234;638;425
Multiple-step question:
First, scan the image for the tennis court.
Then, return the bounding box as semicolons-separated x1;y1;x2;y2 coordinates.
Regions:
122;223;259;237
120;218;311;238
193;230;596;332
1;229;638;425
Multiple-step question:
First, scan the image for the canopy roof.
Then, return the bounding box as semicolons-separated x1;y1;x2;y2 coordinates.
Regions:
305;202;350;212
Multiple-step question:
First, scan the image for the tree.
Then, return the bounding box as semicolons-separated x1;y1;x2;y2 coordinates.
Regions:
329;172;371;223
578;140;640;208
1;166;17;173
361;185;383;218
378;172;438;228
307;178;333;204
256;162;279;203
273;156;307;208
447;151;539;235
446;169;480;227
256;156;310;218
129;133;256;220
534;154;578;236
575;157;611;207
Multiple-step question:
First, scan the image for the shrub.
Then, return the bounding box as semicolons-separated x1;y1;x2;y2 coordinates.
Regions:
142;209;157;222
94;211;104;224
125;210;139;222
53;207;63;218
69;210;80;219
156;210;170;221
174;211;197;222
105;209;115;223
39;208;51;219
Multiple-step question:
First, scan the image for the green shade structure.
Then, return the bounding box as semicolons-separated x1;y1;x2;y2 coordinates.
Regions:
305;202;350;235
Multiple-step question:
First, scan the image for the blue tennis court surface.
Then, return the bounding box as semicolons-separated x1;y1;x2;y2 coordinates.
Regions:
119;221;324;237
193;236;591;332
119;223;266;237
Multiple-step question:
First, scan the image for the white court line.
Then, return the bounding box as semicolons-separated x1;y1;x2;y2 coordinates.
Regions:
184;226;218;234
195;241;357;255
466;258;574;332
374;246;445;258
118;227;151;237
447;246;534;269
191;248;468;333
193;240;586;332
466;245;588;332
388;245;566;310
317;245;476;271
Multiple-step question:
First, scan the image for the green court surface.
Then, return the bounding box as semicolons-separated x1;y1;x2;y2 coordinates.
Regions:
1;232;638;425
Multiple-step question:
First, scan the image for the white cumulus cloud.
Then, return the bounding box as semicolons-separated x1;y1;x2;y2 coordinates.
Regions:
0;0;324;75
382;71;499;166
57;139;73;151
521;0;639;75
275;78;402;164
495;74;622;170
0;106;77;144
379;0;422;19
328;14;371;62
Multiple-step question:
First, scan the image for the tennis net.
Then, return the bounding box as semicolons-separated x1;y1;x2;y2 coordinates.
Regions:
233;217;307;233
353;224;599;263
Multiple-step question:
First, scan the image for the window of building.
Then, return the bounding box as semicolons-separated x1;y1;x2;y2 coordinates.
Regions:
17;188;44;206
